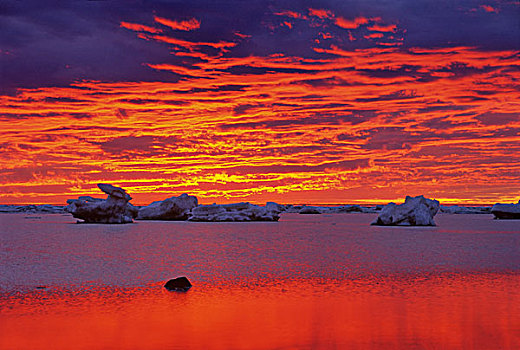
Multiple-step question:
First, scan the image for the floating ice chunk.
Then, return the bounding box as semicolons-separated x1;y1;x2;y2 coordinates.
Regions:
137;193;198;220
491;201;520;219
97;183;132;201
188;202;283;221
66;184;137;224
372;195;440;226
299;206;322;214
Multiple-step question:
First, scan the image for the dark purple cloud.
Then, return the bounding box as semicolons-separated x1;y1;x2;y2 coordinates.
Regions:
1;0;518;95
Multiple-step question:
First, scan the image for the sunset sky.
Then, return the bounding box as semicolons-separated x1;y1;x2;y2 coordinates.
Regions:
1;1;519;205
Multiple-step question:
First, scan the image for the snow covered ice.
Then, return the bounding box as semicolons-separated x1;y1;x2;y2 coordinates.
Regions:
372;195;440;226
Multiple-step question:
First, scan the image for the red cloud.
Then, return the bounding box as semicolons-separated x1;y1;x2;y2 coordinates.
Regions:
480;5;498;13
308;8;334;19
274;10;307;19
154;16;201;31
150;35;236;50
367;24;397;33
234;32;251;39
335;16;369;29
120;22;162;34
364;33;384;39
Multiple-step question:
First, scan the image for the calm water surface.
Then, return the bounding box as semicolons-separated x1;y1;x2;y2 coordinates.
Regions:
0;213;519;349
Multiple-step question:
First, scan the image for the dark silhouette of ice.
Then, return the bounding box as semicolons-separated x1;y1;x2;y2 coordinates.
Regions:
491;200;520;219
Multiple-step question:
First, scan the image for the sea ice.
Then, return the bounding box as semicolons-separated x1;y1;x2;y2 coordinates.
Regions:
0;204;65;213
286;204;378;214
491;201;520;219
299;206;322;214
188;202;283;221
440;205;491;214
137;193;198;220
372;195;440;226
66;184;138;224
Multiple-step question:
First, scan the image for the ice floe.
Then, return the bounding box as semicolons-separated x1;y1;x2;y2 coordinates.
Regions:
137;193;198;220
439;205;491;214
66;184;138;224
283;204;378;214
372;195;440;226
491;201;520;219
188;202;283;221
0;204;65;213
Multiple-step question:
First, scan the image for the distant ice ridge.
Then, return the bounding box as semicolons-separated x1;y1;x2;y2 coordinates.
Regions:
188;202;284;222
491;200;520;219
66;184;138;224
439;205;491;214
0;202;493;217
286;204;379;214
372;195;440;226
0;204;65;213
2;183;498;223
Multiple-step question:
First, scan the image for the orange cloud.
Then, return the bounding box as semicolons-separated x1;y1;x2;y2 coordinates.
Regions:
1;18;519;206
154;16;201;31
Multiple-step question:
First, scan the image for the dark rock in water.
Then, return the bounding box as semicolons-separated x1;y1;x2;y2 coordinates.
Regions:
164;277;192;291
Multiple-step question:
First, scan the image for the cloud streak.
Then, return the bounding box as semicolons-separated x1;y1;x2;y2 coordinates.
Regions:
154;16;201;31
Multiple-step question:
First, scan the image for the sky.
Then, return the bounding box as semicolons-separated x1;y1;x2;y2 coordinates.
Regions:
0;0;519;205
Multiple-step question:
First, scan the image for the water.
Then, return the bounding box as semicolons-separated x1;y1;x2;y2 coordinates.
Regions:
1;213;519;349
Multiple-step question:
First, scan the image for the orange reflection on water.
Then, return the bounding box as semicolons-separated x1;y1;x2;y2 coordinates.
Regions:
1;273;519;349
